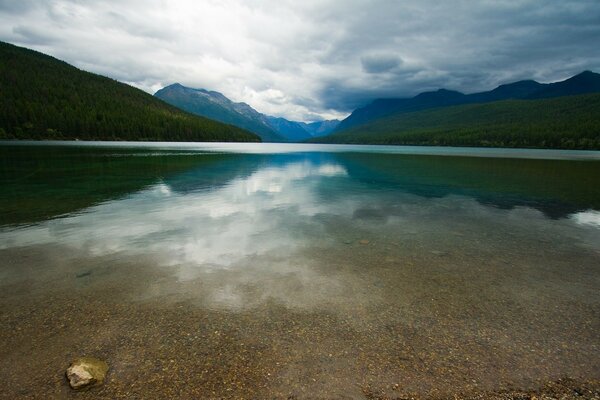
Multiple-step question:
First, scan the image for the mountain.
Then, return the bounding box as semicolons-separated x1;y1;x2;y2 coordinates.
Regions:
0;41;259;142
335;89;466;132
310;92;600;150
530;70;600;99
468;80;544;103
155;84;285;142
300;120;341;137
156;83;339;142
265;117;341;141
335;71;600;132
266;117;313;141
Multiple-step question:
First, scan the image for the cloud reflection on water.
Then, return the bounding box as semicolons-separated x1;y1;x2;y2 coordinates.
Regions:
0;161;350;270
1;155;599;312
571;210;600;228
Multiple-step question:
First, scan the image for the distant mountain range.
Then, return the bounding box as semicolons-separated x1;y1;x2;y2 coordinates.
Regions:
155;84;339;142
0;41;259;142
2;40;599;149
335;71;600;132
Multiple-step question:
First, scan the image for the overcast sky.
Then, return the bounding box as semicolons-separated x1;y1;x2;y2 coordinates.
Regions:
1;0;599;121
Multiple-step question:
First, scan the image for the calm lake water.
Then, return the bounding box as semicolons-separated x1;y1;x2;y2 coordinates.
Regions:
0;141;599;399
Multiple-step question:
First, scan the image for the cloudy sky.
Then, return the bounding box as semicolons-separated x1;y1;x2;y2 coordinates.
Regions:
1;0;599;121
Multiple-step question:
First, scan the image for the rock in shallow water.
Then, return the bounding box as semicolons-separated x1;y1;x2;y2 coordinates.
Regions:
66;357;108;390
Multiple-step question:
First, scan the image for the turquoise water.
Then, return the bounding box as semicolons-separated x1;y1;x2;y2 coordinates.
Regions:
0;142;599;398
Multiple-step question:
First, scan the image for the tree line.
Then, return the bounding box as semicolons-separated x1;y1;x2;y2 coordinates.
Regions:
312;93;600;150
0;41;259;142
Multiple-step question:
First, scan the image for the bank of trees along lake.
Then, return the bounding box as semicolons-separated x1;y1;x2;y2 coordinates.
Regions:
0;41;260;142
311;93;600;150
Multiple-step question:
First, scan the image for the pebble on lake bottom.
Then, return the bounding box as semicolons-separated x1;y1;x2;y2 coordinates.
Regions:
66;357;109;390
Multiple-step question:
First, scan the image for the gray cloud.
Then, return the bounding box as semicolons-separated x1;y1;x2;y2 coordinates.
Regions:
361;54;402;74
12;24;58;45
0;0;40;13
1;0;599;121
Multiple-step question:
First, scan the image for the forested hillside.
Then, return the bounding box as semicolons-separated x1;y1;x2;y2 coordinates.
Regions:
311;93;600;149
0;41;260;142
335;71;600;133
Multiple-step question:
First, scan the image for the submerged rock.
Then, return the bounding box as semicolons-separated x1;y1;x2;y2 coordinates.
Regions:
66;357;108;390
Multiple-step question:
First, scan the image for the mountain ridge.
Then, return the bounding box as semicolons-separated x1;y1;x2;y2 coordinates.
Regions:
155;83;283;142
335;71;600;133
155;84;339;142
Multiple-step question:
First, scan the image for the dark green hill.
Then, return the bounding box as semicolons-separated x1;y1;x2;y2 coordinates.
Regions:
0;41;260;142
335;71;600;133
311;93;600;150
336;89;467;132
468;80;543;103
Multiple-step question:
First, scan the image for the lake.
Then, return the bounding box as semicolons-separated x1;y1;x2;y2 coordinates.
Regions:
0;141;599;399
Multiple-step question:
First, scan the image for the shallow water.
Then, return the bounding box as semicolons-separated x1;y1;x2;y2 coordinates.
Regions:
0;142;599;399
